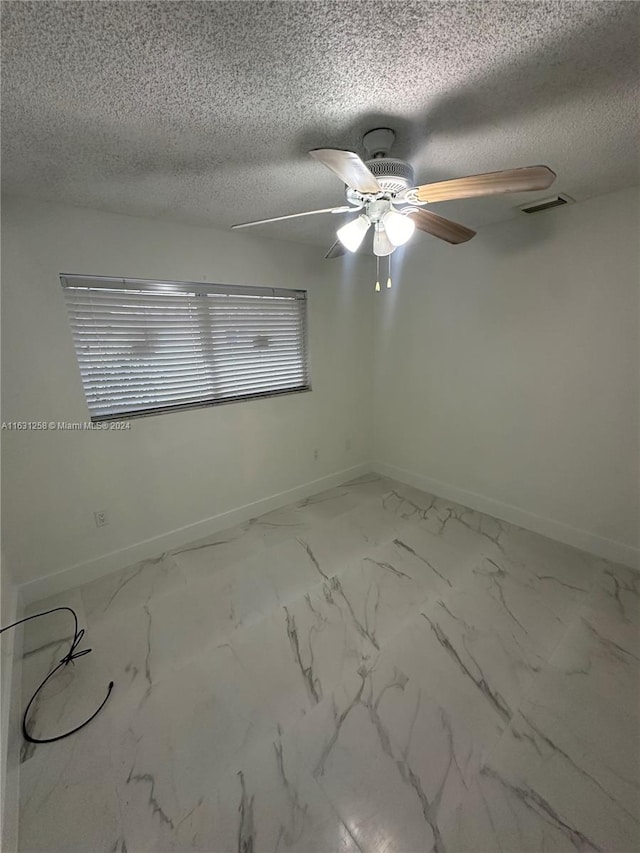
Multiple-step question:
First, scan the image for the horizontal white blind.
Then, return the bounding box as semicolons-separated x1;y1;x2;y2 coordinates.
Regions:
61;275;309;420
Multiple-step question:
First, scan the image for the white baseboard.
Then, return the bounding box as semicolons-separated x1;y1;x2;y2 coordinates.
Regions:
19;462;374;605
19;457;638;603
374;462;639;570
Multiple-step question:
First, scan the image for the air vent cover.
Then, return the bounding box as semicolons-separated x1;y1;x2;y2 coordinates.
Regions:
520;193;574;214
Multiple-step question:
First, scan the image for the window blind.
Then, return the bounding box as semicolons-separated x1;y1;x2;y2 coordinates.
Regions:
61;275;310;421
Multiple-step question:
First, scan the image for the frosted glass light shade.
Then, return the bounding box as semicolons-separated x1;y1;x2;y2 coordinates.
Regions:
382;210;415;246
336;215;370;252
373;225;394;256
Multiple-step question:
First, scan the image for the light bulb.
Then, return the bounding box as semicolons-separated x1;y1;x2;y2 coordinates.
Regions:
336;215;370;252
382;209;415;246
373;225;394;257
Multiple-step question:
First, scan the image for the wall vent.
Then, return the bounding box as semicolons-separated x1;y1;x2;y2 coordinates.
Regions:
519;193;574;214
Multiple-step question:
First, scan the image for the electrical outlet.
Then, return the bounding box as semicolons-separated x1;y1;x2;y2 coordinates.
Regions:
346;439;352;451
313;448;319;461
94;510;109;528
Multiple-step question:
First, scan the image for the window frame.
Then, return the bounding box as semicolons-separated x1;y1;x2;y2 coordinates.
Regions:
61;274;311;422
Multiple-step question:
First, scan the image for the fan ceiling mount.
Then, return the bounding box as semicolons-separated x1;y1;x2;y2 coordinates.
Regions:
232;127;556;260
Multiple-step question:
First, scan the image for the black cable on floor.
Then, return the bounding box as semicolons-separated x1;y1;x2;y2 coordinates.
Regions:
0;606;114;743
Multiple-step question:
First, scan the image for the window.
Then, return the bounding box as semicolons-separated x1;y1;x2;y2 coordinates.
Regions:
61;275;310;421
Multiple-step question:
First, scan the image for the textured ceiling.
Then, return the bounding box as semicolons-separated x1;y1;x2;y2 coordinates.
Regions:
2;1;639;250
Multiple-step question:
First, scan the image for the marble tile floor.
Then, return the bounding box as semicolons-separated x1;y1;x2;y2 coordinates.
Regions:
14;474;640;852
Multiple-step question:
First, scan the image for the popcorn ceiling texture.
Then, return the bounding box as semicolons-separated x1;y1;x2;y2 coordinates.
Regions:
2;1;639;248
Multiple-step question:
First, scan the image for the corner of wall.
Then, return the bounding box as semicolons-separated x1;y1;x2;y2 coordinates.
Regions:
19;461;375;605
373;461;640;570
1;554;21;853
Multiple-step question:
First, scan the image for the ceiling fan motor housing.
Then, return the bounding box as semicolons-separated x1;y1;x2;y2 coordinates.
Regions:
365;158;415;194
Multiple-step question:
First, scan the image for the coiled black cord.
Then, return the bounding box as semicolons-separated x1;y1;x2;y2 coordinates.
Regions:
0;606;114;743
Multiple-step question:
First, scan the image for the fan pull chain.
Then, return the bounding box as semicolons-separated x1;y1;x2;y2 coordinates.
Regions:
375;256;380;292
387;254;392;288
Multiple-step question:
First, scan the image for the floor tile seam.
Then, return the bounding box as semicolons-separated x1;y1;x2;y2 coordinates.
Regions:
516;653;640;734
541;590;629;677
465;547;594;601
297;529;415;588
476;647;629;798
580;564;640;626
415;594;554;741
78;553;189;612
92;622;276;720
440;536;589;653
43;485;394;624
304;685;465;853
219;721;368;853
84;548;327;640
111;704;287;825
80;575;192;635
82;561;374;706
519;705;640;793
357;607;509;749
476;710;640;839
289;768;369;853
377;681;504;795
169;490;394;580
417;582;555;672
76;553;195;627
269;482;396;529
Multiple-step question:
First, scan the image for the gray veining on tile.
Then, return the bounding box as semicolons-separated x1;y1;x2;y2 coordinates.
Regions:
15;473;640;852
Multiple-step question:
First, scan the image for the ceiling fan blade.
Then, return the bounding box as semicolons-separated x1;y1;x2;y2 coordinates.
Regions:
414;166;556;203
232;206;353;230
310;149;381;194
409;209;476;244
325;240;347;259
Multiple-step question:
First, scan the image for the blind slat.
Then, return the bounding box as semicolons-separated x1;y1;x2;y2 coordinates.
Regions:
79;363;307;393
62;275;309;419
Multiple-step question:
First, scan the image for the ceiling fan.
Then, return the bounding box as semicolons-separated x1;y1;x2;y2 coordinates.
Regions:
232;128;556;260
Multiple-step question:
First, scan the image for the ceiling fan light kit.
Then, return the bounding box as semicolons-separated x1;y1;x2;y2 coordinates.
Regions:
382;208;415;246
373;223;395;257
336;214;370;252
231;127;556;289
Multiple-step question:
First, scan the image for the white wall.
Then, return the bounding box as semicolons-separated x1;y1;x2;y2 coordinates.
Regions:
373;187;639;566
1;197;373;594
2;186;638;602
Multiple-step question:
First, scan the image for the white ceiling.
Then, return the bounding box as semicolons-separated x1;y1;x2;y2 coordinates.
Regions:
2;1;639;252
